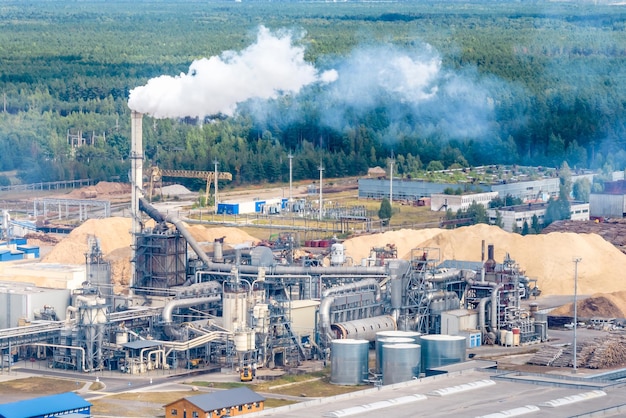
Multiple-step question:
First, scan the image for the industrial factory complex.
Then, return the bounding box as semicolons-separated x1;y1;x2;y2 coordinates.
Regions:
1;112;626;417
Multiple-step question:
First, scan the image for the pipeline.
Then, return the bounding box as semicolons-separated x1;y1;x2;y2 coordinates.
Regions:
466;278;504;342
162;295;221;339
139;197;388;276
319;278;382;344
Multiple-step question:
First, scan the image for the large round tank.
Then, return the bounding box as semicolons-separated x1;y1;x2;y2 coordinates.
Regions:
375;337;414;374
222;289;248;332
376;330;421;344
330;243;345;266
382;343;421;385
234;330;255;352
420;335;466;371
330;339;369;385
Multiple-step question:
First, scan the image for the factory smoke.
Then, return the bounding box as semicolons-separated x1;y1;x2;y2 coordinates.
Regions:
130;25;516;144
128;26;337;119
243;41;511;142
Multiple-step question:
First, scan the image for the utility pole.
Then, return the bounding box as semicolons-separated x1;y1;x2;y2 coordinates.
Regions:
288;152;293;206
213;159;219;210
318;160;324;221
573;257;582;373
389;156;394;205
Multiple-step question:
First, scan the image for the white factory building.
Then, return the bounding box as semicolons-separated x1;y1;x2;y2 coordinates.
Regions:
487;201;590;232
430;192;499;212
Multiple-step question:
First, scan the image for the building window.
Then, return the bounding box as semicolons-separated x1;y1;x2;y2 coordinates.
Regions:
171;409;178;416
192;412;198;418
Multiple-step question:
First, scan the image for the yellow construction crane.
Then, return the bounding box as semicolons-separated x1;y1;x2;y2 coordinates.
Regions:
146;166;233;206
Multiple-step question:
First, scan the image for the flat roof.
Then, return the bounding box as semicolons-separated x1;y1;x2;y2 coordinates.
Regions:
123;340;163;350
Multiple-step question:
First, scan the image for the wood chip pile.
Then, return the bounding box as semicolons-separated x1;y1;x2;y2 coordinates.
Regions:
343;223;626;296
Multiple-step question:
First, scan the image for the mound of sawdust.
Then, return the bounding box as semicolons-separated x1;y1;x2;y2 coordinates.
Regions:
186;225;259;245
343;224;626;297
43;217;134;265
66;181;131;198
550;291;626;318
43;217;260;289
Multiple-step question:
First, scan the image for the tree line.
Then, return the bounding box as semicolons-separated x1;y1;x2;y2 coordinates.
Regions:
2;1;626;190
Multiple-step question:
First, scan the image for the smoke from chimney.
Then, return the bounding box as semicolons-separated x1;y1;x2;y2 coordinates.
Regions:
128;26;337;119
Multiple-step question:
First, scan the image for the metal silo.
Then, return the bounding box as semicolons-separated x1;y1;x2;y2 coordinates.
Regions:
382;343;421;385
330;339;369;385
420;335;466;371
375;337;414;374
376;330;421;344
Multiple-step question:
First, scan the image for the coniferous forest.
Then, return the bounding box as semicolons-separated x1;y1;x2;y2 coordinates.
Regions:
1;0;626;189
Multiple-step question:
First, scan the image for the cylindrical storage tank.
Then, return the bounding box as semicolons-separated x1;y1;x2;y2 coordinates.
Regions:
115;332;128;345
375;337;414;374
376;330;421;345
382;343;421;385
499;329;508;346
330;339;369;385
234;330;256;352
420;335;466;371
505;331;514;347
512;327;520;346
222;289;248;332
330;243;345;265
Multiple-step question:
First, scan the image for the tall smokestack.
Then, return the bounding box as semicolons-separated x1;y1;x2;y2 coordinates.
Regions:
130;110;144;294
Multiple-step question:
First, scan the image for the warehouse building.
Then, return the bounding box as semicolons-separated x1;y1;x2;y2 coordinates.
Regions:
589;180;626;219
487;201;590;232
430;192;499;212
0;392;91;418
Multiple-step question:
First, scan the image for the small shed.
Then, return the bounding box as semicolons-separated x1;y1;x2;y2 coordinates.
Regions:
367;166;387;178
165;386;265;418
0;392;91;418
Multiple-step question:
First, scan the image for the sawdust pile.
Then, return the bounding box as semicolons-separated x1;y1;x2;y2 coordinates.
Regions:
65;181;131;199
43;217;260;288
343;224;626;297
549;291;626;318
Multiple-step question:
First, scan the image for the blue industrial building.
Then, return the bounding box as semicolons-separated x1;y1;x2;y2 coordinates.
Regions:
0;392;91;418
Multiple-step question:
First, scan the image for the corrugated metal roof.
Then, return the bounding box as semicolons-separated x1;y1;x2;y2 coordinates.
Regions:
185;386;265;411
0;392;91;418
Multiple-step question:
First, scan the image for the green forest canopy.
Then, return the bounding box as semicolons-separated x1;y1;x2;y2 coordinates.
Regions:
1;0;626;189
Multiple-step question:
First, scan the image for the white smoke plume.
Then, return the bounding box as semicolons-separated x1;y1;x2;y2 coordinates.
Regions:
128;26;337;119
316;43;498;139
243;41;505;142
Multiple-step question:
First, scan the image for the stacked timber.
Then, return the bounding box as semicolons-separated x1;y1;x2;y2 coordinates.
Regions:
527;346;563;366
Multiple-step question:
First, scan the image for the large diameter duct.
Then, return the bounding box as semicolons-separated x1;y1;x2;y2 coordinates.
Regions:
162;295;221;339
319;278;381;343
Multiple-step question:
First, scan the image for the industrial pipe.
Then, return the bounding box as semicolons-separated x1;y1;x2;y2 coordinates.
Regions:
319;278;382;344
139;198;389;277
162;295;221;339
